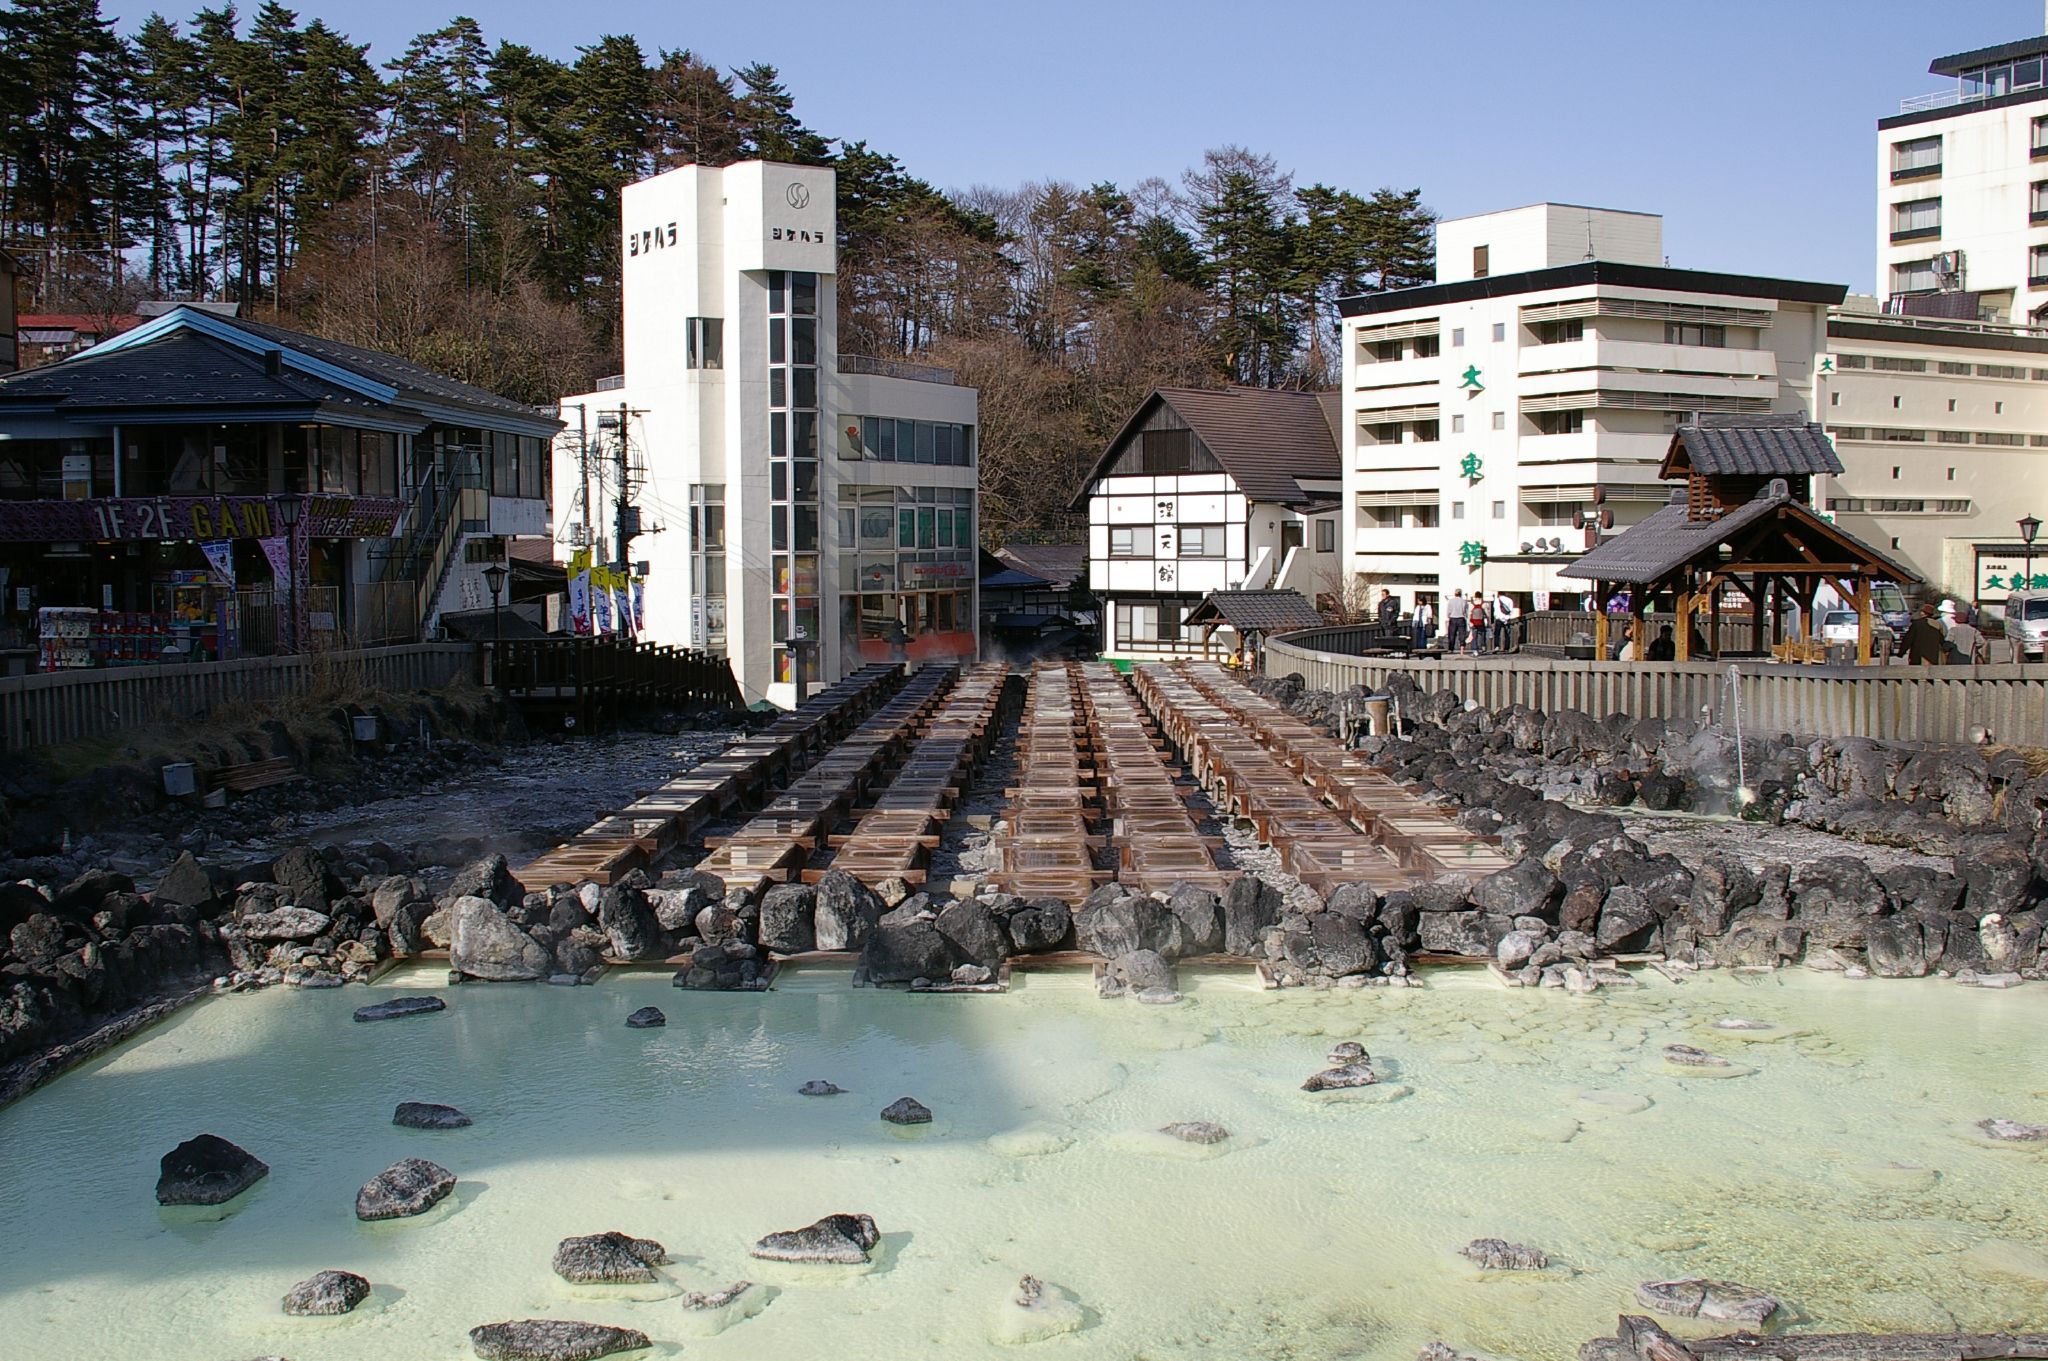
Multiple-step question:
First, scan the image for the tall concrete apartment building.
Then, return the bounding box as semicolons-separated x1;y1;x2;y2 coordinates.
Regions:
556;160;979;707
1341;204;1839;609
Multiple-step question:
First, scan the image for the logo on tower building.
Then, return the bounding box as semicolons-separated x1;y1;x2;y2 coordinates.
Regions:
786;182;811;209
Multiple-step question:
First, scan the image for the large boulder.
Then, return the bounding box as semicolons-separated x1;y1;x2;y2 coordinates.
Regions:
812;871;884;951
1956;840;2034;916
1162;883;1224;954
749;1213;879;1264
240;906;331;942
757;884;817;955
468;1319;652;1361
1324;883;1380;924
156;1134;268;1206
269;845;337;913
936;899;1007;968
449;897;549;981
1001;898;1072;953
52;867;135;915
1685;855;1759;936
859;920;952;984
283;1269;370;1316
1594;886;1660;954
1222;876;1281;956
596;880;667;961
552;1231;667;1284
1073;889;1184;959
1791;858;1887;951
394;1101;471;1129
1864;918;1929;978
1308;915;1377;976
1109;949;1177;993
444;854;520;909
150;853;220;912
1418;910;1498;957
1468;858;1560;920
355;1157;456;1221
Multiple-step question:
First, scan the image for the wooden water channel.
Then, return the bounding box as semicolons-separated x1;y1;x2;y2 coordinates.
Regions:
510;657;1504;952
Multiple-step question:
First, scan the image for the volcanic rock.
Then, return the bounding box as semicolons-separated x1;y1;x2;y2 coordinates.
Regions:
798;1080;843;1096
1459;1239;1547;1271
1662;1044;1730;1068
624;1006;665;1029
449;897;549;980
1302;1062;1379;1092
1978;1117;2048;1141
468;1319;651;1360
749;1213;879;1264
1636;1277;1780;1325
355;1157;456;1220
757;883;817;955
156;1133;269;1206
282;1269;370;1316
240;907;331;942
1001;897;1072;953
552;1231;667;1284
393;1101;471;1130
1160;1121;1228;1144
881;1096;932;1125
354;995;446;1022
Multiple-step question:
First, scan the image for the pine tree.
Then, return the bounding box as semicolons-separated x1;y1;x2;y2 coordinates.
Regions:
733;62;831;164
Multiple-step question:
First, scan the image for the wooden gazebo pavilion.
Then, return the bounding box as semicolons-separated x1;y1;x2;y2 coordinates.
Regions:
1560;415;1918;662
1183;588;1324;665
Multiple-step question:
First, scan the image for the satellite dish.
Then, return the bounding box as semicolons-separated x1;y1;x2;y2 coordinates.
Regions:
1520;542;1533;554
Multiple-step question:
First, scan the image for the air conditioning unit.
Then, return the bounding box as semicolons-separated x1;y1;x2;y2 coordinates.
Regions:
563;524;589;547
1932;250;1966;289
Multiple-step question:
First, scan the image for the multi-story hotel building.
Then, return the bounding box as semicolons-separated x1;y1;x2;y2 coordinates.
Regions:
1341;204;1840;609
555;160;979;706
1878;27;2048;325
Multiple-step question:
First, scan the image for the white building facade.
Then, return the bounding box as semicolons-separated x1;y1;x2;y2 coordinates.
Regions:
1342;205;1839;608
1074;387;1341;663
1878;31;2048;325
556;161;978;706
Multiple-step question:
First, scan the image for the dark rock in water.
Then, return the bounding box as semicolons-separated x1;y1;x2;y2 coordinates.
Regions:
1074;891;1184;959
1978;1117;2048;1141
1459;1238;1547;1271
552;1231;667;1284
1307;914;1377;976
1327;1041;1368;1064
749;1213;879;1264
1160;1121;1228;1145
468;1318;652;1360
1302;1062;1378;1093
948;963;996;986
881;1096;932;1125
757;883;817;955
1468;858;1560;920
858;920;951;984
1001;897;1072;953
1637;770;1687;811
157;1133;269;1205
624;1006;665;1029
681;1281;754;1310
355;1156;456;1220
282;1269;370;1316
1636;1277;1780;1325
394;1101;471;1130
354;995;446;1022
1222;875;1281;957
1110;949;1176;993
444;853;520;909
1662;1044;1730;1068
798;1080;843;1096
269;845;336;913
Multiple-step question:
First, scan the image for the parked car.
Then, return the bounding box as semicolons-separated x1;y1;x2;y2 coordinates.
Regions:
2005;591;2048;659
1817;609;1895;649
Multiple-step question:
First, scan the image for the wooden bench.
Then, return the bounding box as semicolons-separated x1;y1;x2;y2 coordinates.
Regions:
214;757;305;793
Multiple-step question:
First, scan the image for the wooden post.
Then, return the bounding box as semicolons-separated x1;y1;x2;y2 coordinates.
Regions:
1674;590;1692;661
1750;574;1766;655
1629;592;1647;662
1594;590;1610;660
1854;576;1872;665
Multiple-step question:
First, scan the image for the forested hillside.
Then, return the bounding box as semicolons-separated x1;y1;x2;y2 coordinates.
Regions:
0;0;1435;540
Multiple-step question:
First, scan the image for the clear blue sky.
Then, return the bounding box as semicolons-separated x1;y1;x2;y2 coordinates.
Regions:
118;0;2046;291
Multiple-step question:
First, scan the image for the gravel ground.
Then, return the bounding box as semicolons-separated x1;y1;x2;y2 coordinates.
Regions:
1610;805;1951;873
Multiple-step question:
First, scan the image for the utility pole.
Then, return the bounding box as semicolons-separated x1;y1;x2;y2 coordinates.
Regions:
615;402;633;573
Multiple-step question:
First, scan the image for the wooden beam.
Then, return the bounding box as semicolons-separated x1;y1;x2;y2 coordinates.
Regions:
1854;576;1872;665
1674;590;1691;661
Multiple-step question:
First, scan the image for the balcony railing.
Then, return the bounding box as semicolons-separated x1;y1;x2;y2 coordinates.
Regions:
1898;89;1967;114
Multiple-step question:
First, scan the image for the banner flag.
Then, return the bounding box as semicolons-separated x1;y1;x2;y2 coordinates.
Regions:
200;540;236;587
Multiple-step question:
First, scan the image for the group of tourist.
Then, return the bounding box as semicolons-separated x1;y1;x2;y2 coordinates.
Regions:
1900;598;1989;666
1378;588;1524;654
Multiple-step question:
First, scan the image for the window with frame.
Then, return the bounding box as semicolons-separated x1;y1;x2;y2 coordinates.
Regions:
1367;338;1402;362
1491;500;1506;519
1892;258;1939;293
1178;524;1224;557
1315;519;1336;552
1530;318;1583;344
2035;182;2048;217
1472;245;1489;278
1890;198;1940;237
1450;414;1465;433
1109;526;1140;557
1532;408;1584;436
2034;115;2048;153
685;317;723;369
1491;322;1506;343
1891;135;1940;174
1451;327;1466;347
1664;322;1726;347
1412;504;1441;528
2032;245;2048;281
1490;411;1505;430
1413;419;1439;442
1450;501;1465;520
1413;332;1440;358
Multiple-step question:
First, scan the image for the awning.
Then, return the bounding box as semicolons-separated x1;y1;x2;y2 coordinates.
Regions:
510;557;567;603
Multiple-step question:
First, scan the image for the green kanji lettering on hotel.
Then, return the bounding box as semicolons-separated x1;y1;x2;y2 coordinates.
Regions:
1459;540;1486;568
1460;452;1483;482
1458;365;1484;392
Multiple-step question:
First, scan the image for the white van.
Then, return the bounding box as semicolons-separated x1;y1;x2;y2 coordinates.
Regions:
2005;591;2048;659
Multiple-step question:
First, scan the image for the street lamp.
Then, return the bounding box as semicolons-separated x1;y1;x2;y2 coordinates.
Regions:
272;494;301;654
2020;515;2041;590
482;562;508;644
790;622;812;706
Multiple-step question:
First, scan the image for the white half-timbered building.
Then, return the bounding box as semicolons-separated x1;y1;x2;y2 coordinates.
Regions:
1073;387;1342;663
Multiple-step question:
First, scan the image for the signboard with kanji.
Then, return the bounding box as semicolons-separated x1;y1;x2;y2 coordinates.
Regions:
1977;548;2048;598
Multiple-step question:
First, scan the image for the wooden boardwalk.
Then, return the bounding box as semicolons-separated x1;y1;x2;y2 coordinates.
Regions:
696;665;958;896
1076;663;1235;895
511;663;906;892
991;661;1104;902
824;661;1012;888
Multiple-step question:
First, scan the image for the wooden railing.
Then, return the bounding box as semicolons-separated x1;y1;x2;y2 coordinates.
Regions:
490;637;742;728
1265;627;2048;746
0;643;481;751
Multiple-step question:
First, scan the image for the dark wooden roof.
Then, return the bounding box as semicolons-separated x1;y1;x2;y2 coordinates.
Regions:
1930;34;2048;76
1072;387;1340;510
1561;485;1917;587
1184;589;1324;633
994;543;1085;588
1338;260;1845;318
1659;413;1845;480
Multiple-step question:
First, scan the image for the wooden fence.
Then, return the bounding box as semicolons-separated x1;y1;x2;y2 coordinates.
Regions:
490;637;741;730
1265;627;2048;746
0;644;481;751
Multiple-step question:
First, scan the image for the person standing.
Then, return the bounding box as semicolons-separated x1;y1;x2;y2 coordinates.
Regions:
1469;594;1491;653
1902;602;1946;666
1412;597;1434;650
1445;589;1469;654
1376;588;1400;633
1493;592;1522;654
1946;610;1985;664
